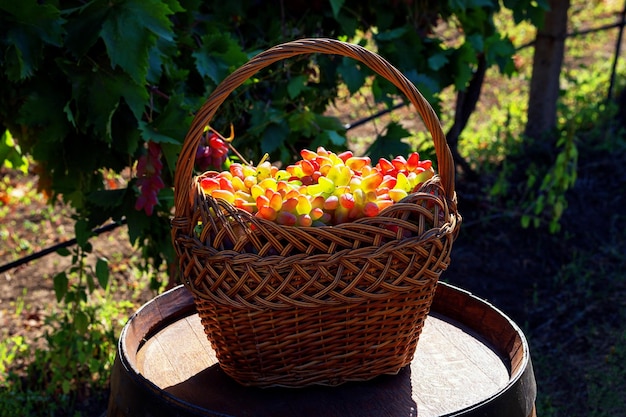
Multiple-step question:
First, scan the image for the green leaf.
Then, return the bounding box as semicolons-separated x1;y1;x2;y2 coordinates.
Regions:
74;310;89;334
467;33;484;53
448;0;466;11
485;35;516;74
313;114;344;132
100;0;178;84
125;204;151;245
329;0;345;18
324;130;346;146
365;122;412;161
287;75;308;99
95;257;110;289
374;26;408;42
0;130;29;173
261;123;289;155
427;52;449;71
193;31;248;84
288;110;315;137
453;44;478;90
16;81;71;144
74;219;91;249
1;1;65;80
138;121;180;144
64;1;109;57
53;272;69;303
56;58;147;139
88;189;127;209
337;58;366;94
149;94;190;143
56;247;71;257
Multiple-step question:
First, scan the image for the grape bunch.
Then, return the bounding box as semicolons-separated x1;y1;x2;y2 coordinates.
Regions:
135;141;165;216
198;147;434;227
196;131;230;172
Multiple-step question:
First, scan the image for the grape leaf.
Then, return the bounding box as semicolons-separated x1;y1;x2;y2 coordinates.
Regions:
365;121;412;161
100;0;178;84
95;257;110;289
88;71;147;140
74;219;92;250
313;114;344;132
1;1;64;79
324;130;346;146
329;0;345;18
0;1;64;45
53;272;69;303
16;81;71;144
193;32;247;84
64;1;109;57
88;189;127;209
338;57;367;94
287;75;308;99
261;123;289;154
288;110;316;137
138;121;181;144
428;52;449;71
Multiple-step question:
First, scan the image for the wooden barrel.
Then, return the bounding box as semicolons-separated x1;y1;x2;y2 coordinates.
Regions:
107;283;536;417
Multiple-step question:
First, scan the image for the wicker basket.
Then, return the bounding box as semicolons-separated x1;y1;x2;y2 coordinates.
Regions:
171;38;461;388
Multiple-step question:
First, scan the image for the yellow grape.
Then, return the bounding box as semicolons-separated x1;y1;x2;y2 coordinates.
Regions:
394;172;412;192
275;169;290;181
269;192;283;212
231;176;246;192
360;172;383;192
327;164;351;187
235;190;252;201
242;165;256;178
353;189;366;206
211;189;235;204
258;177;278;191
250;184;265;200
389;188;408;202
256;161;272;180
296;194;312;215
244;175;257;188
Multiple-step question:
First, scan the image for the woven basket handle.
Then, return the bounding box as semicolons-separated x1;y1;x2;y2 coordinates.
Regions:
173;38;455;220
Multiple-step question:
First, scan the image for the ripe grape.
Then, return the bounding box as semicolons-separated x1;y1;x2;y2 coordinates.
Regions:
196;131;230;172
198;147;435;226
135;141;165;216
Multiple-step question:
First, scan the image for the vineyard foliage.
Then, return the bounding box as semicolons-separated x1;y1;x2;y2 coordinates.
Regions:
0;0;547;279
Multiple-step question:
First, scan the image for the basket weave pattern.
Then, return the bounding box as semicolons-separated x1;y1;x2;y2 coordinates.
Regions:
171;38;461;387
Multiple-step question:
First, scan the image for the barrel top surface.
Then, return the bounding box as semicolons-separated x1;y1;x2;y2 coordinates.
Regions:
115;283;535;417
